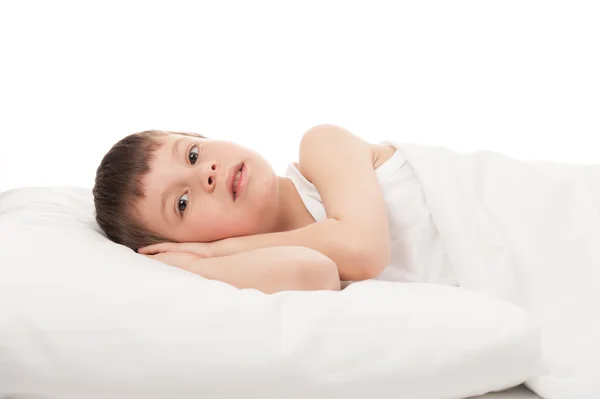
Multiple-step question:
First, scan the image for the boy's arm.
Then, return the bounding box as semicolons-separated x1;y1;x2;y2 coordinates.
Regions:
158;246;341;294
210;218;373;281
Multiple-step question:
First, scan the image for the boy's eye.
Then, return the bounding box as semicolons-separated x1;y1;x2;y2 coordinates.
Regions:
178;193;188;214
188;145;199;165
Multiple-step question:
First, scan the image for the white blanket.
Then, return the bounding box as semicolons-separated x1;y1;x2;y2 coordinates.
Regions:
396;142;600;399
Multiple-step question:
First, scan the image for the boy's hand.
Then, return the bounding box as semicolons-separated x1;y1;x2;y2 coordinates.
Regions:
138;242;214;258
143;251;200;272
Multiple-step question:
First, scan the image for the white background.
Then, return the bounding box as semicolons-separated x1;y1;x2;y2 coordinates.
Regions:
1;0;598;193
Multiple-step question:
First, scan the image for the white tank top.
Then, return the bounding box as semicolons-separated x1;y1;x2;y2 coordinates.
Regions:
284;140;458;285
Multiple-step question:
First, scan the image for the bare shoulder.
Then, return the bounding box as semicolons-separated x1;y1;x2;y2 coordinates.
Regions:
298;124;396;176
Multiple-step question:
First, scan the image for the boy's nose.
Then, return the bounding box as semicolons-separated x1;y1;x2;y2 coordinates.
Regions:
198;162;219;193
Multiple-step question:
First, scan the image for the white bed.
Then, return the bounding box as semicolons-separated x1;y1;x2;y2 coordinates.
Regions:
0;186;542;399
4;139;600;399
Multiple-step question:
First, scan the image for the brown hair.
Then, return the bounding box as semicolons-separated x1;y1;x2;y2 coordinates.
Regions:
92;130;205;250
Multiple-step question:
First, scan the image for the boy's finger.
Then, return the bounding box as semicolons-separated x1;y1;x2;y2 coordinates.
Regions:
138;246;156;254
139;243;172;254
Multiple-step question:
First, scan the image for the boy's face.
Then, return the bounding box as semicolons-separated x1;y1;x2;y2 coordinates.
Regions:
135;134;280;243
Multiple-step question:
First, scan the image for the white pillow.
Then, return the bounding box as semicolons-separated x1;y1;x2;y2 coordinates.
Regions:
0;187;541;399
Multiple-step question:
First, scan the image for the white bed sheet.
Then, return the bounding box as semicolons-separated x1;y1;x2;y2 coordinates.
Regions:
471;385;541;399
398;142;600;397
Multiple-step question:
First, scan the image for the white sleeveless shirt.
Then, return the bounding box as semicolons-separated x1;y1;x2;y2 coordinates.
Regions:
284;140;458;285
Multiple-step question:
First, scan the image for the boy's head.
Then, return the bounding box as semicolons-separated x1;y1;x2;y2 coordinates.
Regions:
93;130;281;250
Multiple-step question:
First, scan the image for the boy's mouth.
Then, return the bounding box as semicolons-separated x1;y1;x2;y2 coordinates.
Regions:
228;163;244;201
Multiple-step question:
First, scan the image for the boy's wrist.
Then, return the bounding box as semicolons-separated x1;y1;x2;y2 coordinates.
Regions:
209;238;233;257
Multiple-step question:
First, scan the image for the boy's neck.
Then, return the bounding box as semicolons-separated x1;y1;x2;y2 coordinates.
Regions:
271;176;316;233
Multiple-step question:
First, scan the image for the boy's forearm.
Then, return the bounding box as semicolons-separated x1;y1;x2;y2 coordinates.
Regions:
187;246;341;294
211;218;346;258
210;218;378;281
